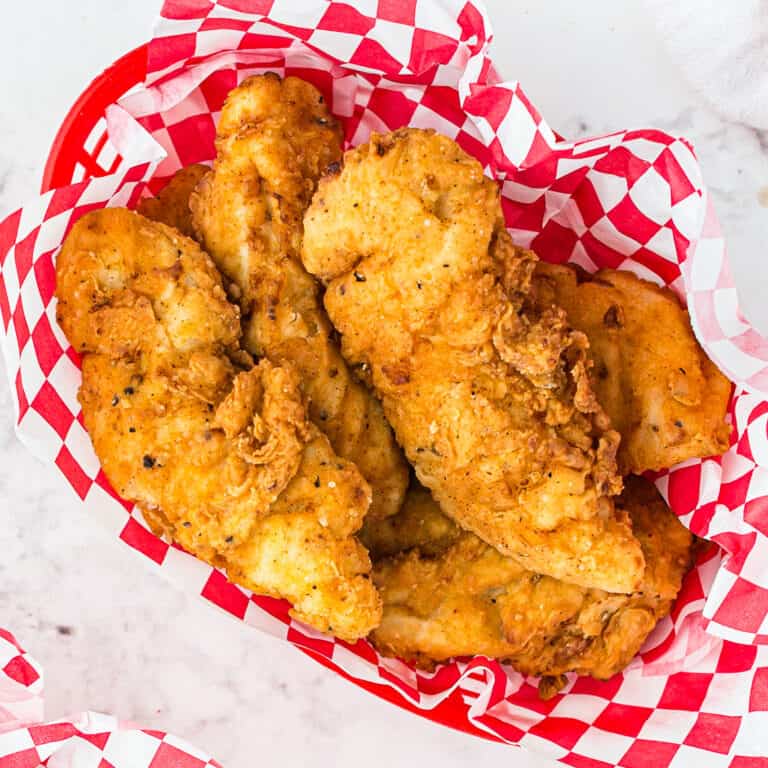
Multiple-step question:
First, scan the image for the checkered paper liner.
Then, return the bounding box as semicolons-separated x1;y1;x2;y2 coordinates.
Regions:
0;629;222;768
1;0;768;764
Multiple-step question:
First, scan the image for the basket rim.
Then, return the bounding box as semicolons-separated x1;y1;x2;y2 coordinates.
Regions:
41;44;149;194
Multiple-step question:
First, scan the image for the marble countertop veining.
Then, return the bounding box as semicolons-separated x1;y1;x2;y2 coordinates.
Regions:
0;2;766;767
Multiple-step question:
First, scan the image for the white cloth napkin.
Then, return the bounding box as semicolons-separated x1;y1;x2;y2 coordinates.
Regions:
644;0;768;129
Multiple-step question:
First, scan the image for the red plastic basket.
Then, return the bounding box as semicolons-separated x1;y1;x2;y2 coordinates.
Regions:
40;43;502;746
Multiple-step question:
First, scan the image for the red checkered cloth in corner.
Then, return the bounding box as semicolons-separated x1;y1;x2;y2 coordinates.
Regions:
0;628;222;767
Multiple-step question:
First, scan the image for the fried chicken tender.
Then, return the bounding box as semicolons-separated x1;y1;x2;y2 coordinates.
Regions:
190;73;408;521
137;164;210;238
302;127;643;592
55;208;381;640
371;478;694;698
534;264;732;473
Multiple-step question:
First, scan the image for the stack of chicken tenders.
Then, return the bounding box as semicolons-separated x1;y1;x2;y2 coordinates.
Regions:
55;73;732;698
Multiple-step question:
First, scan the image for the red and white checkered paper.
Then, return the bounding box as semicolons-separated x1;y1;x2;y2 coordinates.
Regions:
0;629;221;768
1;0;768;764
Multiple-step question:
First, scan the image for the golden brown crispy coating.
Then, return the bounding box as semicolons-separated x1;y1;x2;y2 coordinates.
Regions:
138;163;210;238
361;483;463;560
371;478;694;698
190;73;408;521
302;127;643;592
55;208;381;640
534;264;732;473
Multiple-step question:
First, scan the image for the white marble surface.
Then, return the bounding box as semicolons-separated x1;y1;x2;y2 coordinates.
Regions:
0;2;766;767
